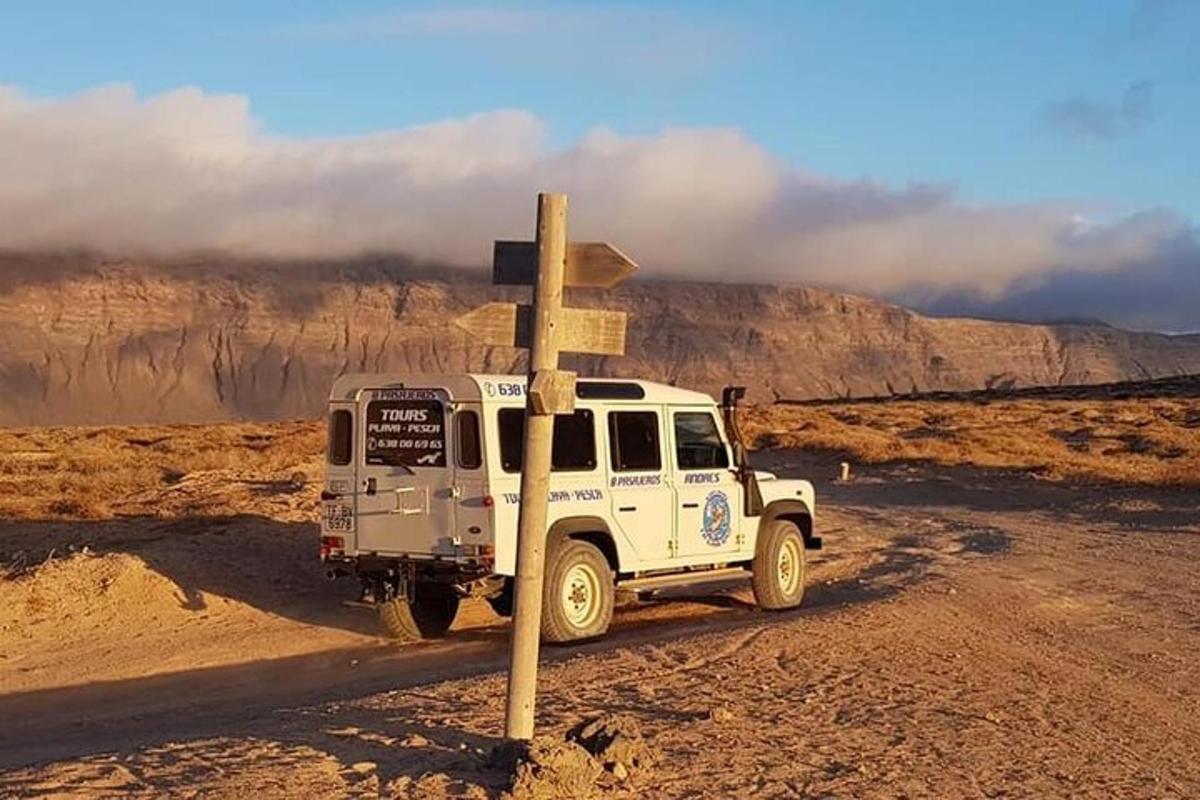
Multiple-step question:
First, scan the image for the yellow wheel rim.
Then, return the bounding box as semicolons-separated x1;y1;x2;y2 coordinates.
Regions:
562;562;601;628
778;538;801;596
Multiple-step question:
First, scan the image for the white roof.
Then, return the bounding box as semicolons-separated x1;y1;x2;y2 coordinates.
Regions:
328;373;715;406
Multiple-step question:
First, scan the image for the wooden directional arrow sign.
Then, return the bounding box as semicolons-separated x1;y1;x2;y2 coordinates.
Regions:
493;241;638;289
455;302;627;356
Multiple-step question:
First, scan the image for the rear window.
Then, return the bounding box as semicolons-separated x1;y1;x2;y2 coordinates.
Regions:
457;410;482;469
608;411;661;472
499;408;596;473
365;399;447;467
328;409;353;466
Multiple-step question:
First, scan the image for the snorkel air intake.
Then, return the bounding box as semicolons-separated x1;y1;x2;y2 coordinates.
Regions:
721;386;763;517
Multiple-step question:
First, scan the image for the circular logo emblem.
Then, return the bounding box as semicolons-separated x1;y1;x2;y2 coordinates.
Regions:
483;382;496;397
701;491;732;547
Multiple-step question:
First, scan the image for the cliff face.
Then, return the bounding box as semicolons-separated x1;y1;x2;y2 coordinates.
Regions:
1;256;1199;426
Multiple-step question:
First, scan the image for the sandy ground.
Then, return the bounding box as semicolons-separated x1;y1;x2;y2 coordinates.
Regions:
1;451;1199;798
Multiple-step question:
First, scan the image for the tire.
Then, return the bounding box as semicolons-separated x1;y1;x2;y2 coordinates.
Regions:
541;539;614;644
751;519;807;610
378;583;460;641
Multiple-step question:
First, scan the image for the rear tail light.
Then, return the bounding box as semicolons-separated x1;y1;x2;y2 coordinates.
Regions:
482;494;495;508
320;535;344;560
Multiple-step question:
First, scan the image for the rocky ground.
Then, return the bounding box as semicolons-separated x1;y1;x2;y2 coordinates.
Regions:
1;443;1198;798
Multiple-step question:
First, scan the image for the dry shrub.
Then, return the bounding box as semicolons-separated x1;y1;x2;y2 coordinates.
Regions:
3;391;1196;524
0;421;324;521
742;397;1200;488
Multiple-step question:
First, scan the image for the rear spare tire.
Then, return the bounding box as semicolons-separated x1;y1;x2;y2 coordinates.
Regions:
378;583;460;641
541;539;614;644
751;519;807;610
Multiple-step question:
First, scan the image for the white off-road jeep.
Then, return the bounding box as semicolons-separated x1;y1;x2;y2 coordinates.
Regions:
320;374;819;643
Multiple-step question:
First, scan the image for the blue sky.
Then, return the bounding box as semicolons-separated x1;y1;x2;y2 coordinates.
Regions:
2;0;1196;217
0;1;1197;329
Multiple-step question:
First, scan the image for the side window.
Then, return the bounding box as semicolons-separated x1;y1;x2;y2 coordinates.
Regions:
328;409;353;466
673;412;729;470
553;409;597;471
456;410;482;469
499;409;524;473
498;408;597;473
608;411;661;472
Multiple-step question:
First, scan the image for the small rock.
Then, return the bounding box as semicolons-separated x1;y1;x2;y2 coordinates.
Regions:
402;734;430;748
349;761;376;774
611;762;628;781
709;706;735;724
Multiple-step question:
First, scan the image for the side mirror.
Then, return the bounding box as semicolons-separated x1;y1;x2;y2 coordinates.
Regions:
731;441;745;468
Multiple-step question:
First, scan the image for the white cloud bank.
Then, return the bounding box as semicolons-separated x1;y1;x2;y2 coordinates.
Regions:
0;83;1189;301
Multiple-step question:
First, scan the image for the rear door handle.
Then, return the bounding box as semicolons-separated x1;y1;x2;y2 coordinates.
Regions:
682;502;699;509
618;506;637;512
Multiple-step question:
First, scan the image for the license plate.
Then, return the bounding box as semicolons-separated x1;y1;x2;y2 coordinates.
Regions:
323;502;354;532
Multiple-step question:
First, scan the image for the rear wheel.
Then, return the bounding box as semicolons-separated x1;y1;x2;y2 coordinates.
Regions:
541;539;614;644
378;583;460;641
751;519;807;610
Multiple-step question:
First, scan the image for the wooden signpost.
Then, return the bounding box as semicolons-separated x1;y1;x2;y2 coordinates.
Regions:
493;240;637;289
456;193;637;742
454;303;628;356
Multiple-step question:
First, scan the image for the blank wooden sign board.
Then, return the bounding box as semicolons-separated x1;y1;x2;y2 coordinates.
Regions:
455;193;637;743
455;302;628;356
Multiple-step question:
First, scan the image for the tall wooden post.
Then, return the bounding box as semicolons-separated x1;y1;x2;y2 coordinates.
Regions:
458;191;635;741
503;192;567;740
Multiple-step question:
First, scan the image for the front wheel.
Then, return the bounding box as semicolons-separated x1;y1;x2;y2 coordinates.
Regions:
541;539;614;644
378;583;460;641
751;520;807;610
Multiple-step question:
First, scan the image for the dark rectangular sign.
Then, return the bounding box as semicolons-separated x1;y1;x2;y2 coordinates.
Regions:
364;399;446;468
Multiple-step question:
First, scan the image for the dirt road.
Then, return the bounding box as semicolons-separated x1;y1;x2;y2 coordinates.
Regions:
2;452;1198;797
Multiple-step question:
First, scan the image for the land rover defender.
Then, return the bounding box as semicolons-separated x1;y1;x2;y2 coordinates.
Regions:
321;374;819;643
